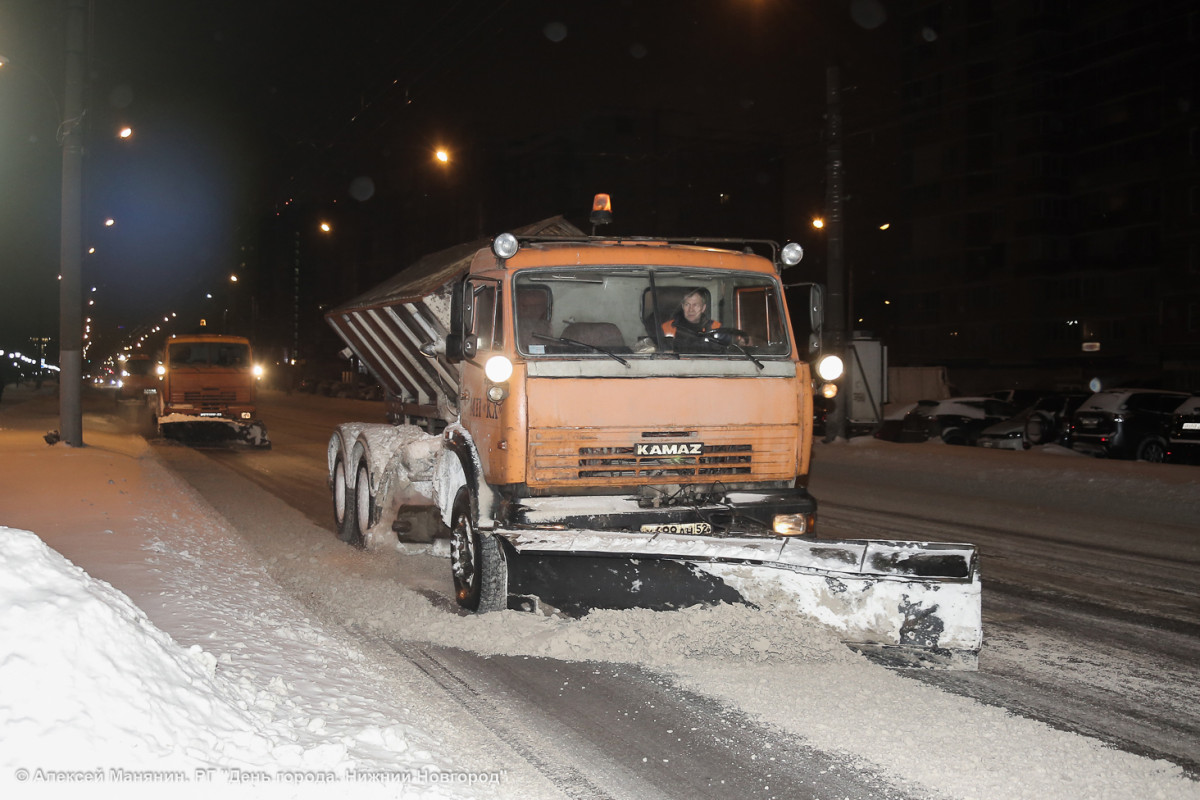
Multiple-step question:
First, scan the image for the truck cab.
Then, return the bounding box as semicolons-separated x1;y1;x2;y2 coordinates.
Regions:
155;333;269;446
447;236;823;538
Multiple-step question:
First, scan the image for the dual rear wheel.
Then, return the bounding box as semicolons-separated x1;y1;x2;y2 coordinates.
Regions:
331;452;370;547
331;458;507;611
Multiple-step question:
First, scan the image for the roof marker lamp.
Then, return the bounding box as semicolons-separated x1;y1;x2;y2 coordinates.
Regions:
781;242;804;266
492;233;519;260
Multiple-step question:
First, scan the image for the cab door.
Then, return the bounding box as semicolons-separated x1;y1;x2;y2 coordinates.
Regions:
459;278;506;475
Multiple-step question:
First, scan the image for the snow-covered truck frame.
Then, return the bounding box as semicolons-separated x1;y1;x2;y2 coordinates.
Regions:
324;211;982;668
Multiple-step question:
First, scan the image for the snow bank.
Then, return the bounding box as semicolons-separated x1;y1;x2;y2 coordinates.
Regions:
0;526;489;799
0;526;285;771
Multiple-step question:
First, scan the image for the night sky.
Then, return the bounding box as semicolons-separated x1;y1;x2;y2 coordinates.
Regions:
0;1;889;361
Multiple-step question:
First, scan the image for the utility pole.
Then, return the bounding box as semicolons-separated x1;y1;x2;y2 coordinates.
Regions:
824;65;848;441
59;0;87;446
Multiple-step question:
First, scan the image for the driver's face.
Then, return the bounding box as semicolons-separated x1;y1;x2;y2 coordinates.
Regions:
681;295;706;323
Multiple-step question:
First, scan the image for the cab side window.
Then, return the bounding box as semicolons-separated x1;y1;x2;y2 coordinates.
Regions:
735;286;785;346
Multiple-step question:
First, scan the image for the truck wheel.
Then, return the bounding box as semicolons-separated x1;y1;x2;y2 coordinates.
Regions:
449;487;507;612
941;427;968;446
332;452;361;546
349;458;373;547
1024;413;1049;445
1137;437;1167;463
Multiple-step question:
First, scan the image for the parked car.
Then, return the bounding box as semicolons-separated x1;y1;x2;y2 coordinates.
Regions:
877;399;938;442
1166;395;1200;465
1069;389;1192;462
899;396;1017;446
978;392;1090;450
813;395;834;438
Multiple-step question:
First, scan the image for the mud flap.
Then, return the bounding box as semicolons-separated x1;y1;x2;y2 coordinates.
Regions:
497;529;982;669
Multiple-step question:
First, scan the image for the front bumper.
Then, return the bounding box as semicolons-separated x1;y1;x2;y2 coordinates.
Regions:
507;488;817;537
977;434;1024;451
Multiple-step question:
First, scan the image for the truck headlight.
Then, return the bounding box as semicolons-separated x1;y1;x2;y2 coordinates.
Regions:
816;354;844;381
253;364;264;378
485;355;513;383
773;513;814;536
156;364;166;376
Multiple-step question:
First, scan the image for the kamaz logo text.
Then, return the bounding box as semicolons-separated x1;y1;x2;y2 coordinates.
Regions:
635;442;704;456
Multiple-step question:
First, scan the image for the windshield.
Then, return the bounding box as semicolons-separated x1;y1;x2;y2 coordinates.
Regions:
513;267;791;358
168;341;251;368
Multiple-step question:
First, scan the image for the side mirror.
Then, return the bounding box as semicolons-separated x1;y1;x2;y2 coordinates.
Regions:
809;284;824;333
445;281;475;364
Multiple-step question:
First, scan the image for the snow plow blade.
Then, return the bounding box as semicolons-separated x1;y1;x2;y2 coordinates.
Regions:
497;530;981;670
158;417;271;449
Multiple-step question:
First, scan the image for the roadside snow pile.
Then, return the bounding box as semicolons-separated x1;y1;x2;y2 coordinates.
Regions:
0;526;283;771
0;526;468;799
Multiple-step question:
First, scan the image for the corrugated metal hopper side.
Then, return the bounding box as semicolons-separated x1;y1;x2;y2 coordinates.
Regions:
324;216;585;420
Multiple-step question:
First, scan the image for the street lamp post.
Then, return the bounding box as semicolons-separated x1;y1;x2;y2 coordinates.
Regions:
58;0;87;446
823;65;848;442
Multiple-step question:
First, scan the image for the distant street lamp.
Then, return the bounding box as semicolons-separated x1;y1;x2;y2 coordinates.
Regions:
435;148;450;164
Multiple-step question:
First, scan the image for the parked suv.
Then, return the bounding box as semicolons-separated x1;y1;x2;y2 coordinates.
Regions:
1069;389;1191;462
1167;395;1200;465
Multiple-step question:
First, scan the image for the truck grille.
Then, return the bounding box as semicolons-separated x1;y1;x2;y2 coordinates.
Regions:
528;426;796;487
182;390;239;411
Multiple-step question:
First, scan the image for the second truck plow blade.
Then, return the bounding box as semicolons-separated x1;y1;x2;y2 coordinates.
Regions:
498;530;981;669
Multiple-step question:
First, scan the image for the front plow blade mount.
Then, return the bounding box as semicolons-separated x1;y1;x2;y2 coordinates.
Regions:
499;530;982;670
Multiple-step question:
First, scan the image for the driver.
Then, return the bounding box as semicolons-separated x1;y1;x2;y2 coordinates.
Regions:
661;288;721;340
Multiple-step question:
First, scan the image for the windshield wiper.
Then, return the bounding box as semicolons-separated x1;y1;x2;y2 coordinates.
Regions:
531;332;630;367
676;327;764;370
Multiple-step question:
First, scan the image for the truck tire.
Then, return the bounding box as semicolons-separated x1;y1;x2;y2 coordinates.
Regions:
331;452;362;546
449;487;507;612
350;458;373;547
940;427;968;446
1137;437;1167;463
1024;413;1052;446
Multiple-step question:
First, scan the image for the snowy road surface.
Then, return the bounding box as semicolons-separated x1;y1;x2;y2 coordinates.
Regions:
810;438;1200;773
3;386;1197;799
167;390;1200;793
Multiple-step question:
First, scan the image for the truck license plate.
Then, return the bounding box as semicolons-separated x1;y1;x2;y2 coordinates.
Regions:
640;522;712;535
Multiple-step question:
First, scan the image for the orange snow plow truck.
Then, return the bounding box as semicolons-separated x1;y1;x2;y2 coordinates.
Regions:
155;332;270;447
324;208;981;668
